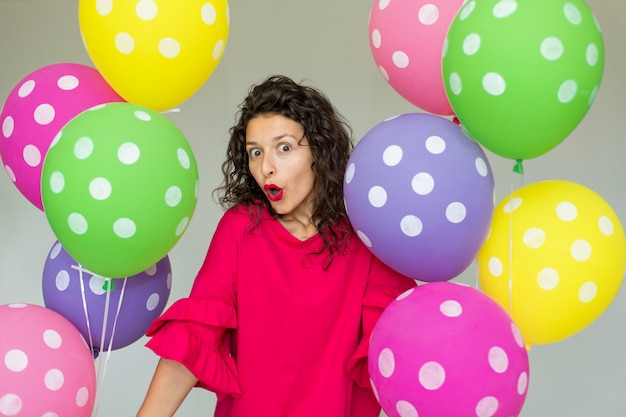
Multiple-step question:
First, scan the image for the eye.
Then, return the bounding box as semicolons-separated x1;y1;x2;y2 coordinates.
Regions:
278;143;292;153
248;148;262;158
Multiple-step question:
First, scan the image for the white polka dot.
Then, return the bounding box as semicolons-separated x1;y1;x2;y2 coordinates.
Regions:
96;0;113;16
383;145;403;166
146;293;160;311
357;230;372;247
55;269;71;291
488;257;503;277
503;197;522;213
440;300;462;317
368;186;387;208
0;393;22;415
178;148;191;169
558;80;578;103
483;72;506;96
518;371;529;395
396;400;419;417
512;323;524;348
541;37;564;60
212;39;225;60
50;242;63;259
136;0;158;20
523;228;545;248
463;33;481;55
442;37;449;58
418;4;439;25
42;413;58;417
50;171;65;194
564;3;582;25
159;37;181;59
537;268;559;290
118;142;141;164
114;218;137;238
372;29;382;48
89;177;112;200
68;213;88;235
587;43;599;66
176;216;189;236
378;348;395;377
145;264;157;276
165;186;182;207
345;163;355;184
475;157;488;177
598;216;614;236
401;215;423;237
74;136;94;159
425;135;446;154
58;75;79;90
412;172;434;195
571;239;592;261
18;80;36;98
5;165;16;182
378;0;391;10
50;130;62;148
396;288;414;301
488;346;509;373
419;361;445;390
45;368;64;391
115;32;135;54
43;329;62;349
446;202;466;223
76;387;90;407
2;116;14;138
556;202;577;221
493;0;517;18
476;396;499;417
589;85;599;106
4;350;28;372
459;1;476;20
34;103;55;125
392;51;410;69
449;72;462;95
579;281;597;303
166;272;172;289
201;3;217;24
134;110;151;121
89;276;106;296
378;65;390;81
23;144;42;167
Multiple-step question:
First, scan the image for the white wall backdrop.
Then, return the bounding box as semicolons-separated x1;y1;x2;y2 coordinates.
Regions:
1;1;625;416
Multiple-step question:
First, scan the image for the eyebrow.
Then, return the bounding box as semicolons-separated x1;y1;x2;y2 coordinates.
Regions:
245;133;300;147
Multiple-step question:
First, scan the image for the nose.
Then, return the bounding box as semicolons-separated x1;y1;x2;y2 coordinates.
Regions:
261;154;275;178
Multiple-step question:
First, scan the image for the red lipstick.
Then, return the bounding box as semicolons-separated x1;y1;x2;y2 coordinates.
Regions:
264;184;284;201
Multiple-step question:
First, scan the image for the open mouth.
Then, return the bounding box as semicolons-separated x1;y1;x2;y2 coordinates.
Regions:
264;184;283;201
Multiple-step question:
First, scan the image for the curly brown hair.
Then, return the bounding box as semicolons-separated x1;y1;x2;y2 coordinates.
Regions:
214;75;354;267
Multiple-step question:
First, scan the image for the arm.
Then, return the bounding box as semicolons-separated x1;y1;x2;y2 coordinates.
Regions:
136;358;198;417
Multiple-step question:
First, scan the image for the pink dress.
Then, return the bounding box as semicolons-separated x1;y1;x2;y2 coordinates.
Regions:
145;205;416;417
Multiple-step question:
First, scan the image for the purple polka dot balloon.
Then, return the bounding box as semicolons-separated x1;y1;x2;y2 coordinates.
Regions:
369;282;530;417
344;113;494;282
42;240;171;353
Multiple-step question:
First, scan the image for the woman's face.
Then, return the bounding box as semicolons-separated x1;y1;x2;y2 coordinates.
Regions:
245;114;315;220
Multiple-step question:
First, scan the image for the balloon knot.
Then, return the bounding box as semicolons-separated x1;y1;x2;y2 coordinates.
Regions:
512;159;524;175
452;116;461;125
102;279;115;291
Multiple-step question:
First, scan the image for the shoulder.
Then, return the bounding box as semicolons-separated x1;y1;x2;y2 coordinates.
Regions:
219;203;272;230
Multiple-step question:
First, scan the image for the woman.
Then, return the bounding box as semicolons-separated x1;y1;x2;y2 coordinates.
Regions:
136;75;415;417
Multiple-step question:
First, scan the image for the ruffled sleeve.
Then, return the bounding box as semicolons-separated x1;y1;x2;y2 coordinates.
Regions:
145;208;245;398
346;255;416;389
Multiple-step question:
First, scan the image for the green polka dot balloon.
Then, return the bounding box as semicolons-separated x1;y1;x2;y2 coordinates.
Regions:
42;103;199;278
442;0;604;160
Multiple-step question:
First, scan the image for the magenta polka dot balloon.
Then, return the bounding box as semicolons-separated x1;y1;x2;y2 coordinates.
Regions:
369;282;530;417
0;63;124;210
0;303;96;417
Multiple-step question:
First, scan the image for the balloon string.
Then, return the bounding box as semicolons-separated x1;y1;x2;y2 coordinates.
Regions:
507;160;526;315
91;277;113;417
74;264;96;355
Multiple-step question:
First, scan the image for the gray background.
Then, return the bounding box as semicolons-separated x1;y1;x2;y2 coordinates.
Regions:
1;0;625;416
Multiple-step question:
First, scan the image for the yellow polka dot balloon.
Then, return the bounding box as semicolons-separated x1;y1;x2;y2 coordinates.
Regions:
477;180;626;347
79;0;229;110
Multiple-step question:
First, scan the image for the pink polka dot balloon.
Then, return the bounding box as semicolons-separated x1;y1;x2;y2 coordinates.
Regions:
0;303;96;417
0;62;124;210
369;282;529;417
369;0;465;115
